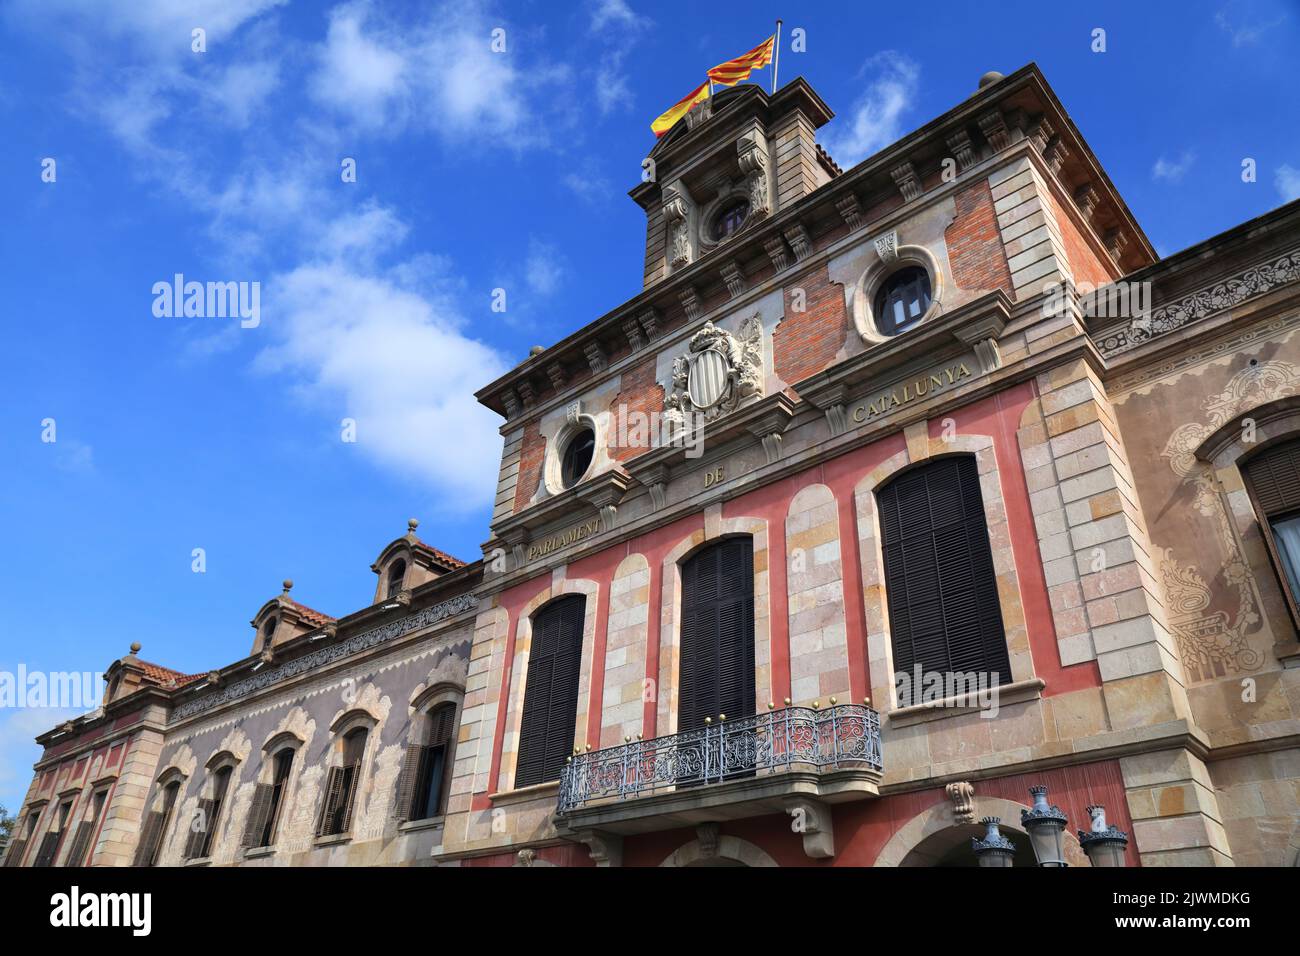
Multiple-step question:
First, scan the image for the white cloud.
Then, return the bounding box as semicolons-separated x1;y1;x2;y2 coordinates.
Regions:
10;0;287;50
563;162;613;205
205;59;281;128
256;226;510;507
1152;150;1196;183
308;0;569;143
1215;7;1287;47
1275;164;1300;202
524;239;565;296
819;51;919;167
586;0;651;116
588;0;650;34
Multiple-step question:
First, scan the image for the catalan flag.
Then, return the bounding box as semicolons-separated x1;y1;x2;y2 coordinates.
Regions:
707;34;776;87
650;80;711;138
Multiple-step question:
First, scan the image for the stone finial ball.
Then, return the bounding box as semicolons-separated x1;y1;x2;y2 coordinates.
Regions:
283;578;293;591
129;642;142;655
978;71;1004;89
408;518;419;531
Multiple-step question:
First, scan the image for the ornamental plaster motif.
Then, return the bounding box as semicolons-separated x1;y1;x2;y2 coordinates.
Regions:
265;705;317;752
1158;361;1299;679
664;315;764;429
1099;248;1300;356
215;726;252;765
171;593;478;721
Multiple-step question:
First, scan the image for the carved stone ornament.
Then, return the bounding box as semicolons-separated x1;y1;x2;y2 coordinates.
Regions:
663;182;694;270
665;315;765;428
874;230;899;265
946;780;976;824
736;132;772;221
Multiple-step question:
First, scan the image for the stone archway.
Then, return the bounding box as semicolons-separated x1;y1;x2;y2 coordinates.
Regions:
875;796;1089;867
659;835;779;868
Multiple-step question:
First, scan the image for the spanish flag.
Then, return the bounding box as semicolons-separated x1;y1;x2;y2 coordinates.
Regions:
707;34;775;87
651;80;711;138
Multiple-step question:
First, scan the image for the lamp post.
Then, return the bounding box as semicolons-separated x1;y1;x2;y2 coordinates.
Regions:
1078;805;1130;867
970;785;1130;867
1021;785;1070;867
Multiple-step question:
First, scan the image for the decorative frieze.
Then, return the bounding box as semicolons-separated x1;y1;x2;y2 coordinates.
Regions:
784;223;812;262
763;235;790;272
1096;248;1300;356
170;593;479;721
889;161;922;202
834;192;864;231
721;260;748;298
945;128;977;171
584;341;607;373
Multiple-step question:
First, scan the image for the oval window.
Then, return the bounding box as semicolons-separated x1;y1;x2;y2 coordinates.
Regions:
711;200;750;241
873;266;932;335
561;428;596;488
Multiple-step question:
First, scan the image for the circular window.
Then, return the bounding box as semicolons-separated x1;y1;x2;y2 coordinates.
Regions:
560;427;596;488
711;200;750;241
873;266;932;335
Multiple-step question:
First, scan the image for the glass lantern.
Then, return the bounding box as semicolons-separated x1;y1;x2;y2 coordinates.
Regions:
1078;804;1129;867
971;816;1017;867
1021;785;1069;867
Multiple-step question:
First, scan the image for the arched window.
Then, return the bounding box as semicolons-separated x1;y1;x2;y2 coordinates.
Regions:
242;747;296;850
32;797;74;867
878;455;1011;706
514;595;586;788
261;617;277;652
133;779;181;867
185;764;233;860
396;702;457;821
678;538;755;733
874;265;932;335
386;559;407;598
1242;437;1300;622
317;727;368;837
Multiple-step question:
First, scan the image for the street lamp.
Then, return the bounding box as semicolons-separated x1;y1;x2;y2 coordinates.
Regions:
1020;785;1069;867
1078;804;1130;867
971;816;1017;867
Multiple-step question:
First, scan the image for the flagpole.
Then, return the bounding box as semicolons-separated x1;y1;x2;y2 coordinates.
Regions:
772;19;782;93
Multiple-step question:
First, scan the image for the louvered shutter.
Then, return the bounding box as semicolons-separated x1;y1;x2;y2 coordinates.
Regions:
64;822;95;867
32;831;61;868
679;539;755;733
316;767;344;836
4;839;27;868
879;456;1010;705
392;744;426;822
1244;441;1300;514
183;799;214;859
338;765;359;833
514;595;586;788
132;811;165;867
241;783;275;848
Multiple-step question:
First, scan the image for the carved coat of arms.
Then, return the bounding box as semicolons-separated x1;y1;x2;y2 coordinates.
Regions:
665;315;764;428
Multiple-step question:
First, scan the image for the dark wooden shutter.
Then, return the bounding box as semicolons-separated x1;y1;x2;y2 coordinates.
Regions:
132;811;165;867
183;799;214;859
879;456;1011;705
338;765;359;833
32;831;61;868
316;767;344;836
241;783;276;848
392;744;426;822
1244;440;1300;515
514;595;586;788
4;839;27;868
64;822;95;867
679;538;755;733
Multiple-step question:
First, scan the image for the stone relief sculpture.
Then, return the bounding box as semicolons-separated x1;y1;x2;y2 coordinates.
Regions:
1159;360;1299;679
664;314;765;431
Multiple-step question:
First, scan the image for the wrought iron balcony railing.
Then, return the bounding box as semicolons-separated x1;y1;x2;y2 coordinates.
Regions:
557;703;882;814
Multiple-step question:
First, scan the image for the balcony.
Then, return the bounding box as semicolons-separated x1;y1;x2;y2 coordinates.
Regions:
555;704;882;858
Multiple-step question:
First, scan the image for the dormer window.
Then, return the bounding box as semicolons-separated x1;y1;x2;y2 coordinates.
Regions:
874;266;932;335
386;559;407;598
261;617;277;652
711;199;750;241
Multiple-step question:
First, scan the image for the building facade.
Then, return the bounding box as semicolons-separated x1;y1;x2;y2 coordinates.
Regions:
5;64;1299;869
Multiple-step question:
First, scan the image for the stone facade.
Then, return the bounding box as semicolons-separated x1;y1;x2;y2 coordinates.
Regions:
6;64;1299;869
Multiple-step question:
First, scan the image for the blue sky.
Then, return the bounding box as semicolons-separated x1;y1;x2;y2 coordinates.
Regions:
0;0;1296;812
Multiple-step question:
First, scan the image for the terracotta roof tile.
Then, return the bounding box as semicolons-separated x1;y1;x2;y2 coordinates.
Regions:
137;660;207;688
286;599;336;627
412;538;467;569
